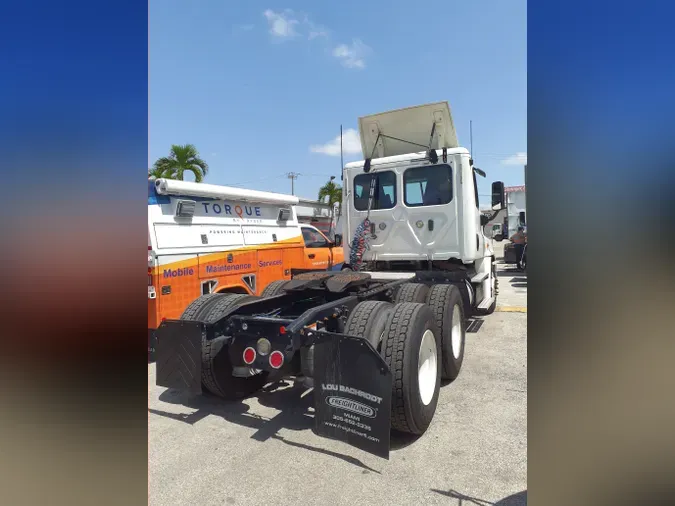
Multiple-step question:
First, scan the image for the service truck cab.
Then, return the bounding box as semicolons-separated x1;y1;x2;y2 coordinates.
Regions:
300;223;344;270
148;179;343;356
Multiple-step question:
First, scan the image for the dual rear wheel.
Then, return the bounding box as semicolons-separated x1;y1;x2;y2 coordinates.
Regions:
344;282;467;436
178;280;467;438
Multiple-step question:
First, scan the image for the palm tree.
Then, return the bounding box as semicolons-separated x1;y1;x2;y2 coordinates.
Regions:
318;177;342;208
318;177;343;239
152;144;209;182
148;166;170;179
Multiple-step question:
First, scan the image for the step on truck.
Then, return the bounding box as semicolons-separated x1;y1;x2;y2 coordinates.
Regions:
154;102;506;459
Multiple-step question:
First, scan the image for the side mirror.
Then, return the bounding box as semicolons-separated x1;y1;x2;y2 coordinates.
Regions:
519;211;526;226
491;181;505;210
480;214;489;227
333;235;343;247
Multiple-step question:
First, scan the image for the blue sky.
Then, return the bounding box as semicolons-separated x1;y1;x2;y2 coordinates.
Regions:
150;0;526;206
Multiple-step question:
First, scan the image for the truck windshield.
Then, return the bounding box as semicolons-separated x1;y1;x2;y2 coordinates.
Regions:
353;171;396;211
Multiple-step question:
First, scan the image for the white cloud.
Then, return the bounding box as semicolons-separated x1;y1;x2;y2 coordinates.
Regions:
263;9;299;38
332;39;370;69
501;152;527;165
303;15;328;39
260;11;371;68
310;128;362;156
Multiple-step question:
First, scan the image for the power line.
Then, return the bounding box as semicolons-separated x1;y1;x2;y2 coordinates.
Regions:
225;174;287;188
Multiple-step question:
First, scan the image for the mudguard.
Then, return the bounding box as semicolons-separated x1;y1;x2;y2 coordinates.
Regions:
155;320;203;395
312;331;393;459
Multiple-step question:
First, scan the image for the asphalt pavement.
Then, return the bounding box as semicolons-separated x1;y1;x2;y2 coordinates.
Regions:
149;249;527;506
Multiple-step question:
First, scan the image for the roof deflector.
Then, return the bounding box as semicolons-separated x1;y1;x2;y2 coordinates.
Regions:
358;102;459;159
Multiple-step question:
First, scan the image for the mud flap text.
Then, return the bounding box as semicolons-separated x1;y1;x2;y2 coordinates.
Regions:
313;334;392;459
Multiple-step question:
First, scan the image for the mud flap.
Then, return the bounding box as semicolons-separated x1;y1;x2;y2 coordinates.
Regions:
313;333;392;459
155;320;203;396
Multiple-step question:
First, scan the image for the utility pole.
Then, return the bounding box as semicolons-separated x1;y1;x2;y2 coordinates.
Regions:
287;172;299;195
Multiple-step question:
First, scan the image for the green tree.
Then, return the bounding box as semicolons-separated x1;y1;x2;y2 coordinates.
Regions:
148;166;171;179
152;144;209;182
317;177;342;208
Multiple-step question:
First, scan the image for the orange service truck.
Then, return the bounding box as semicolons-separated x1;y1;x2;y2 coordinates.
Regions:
148;178;344;357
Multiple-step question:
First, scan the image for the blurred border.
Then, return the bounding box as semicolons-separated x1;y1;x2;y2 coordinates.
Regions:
2;0;675;505
0;1;148;504
529;1;675;505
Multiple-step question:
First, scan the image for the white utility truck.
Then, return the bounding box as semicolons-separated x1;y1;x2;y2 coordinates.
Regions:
153;102;505;460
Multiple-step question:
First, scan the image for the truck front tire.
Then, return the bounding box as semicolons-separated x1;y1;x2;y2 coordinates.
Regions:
381;302;441;435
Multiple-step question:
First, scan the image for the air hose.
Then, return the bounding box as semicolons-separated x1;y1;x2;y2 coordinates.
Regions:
348;171;377;271
349;218;371;271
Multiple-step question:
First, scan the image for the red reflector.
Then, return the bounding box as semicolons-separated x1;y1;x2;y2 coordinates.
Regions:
148;246;152;250
243;347;256;365
269;351;284;369
279;326;286;335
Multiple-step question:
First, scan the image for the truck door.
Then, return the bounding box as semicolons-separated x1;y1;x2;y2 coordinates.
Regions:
301;226;332;270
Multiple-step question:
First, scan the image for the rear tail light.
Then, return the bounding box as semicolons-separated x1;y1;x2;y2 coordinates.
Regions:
243;347;256;365
269;350;284;369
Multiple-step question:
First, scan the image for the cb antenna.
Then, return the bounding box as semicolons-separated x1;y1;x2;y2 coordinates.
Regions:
340;124;344;181
470;120;475;166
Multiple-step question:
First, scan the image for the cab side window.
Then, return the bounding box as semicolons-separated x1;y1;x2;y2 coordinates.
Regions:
404;165;453;207
353;171;397;211
302;227;328;248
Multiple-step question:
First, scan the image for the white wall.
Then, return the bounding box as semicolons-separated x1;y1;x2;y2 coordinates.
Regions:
506;189;526;238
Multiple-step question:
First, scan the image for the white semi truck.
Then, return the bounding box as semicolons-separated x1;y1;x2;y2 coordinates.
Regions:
153;102;505;459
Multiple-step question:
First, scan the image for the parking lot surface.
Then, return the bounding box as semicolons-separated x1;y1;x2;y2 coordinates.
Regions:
149;252;527;506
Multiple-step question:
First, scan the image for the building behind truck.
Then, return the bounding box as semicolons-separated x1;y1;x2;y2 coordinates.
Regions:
148;179;343;357
296;198;335;238
505;185;526;238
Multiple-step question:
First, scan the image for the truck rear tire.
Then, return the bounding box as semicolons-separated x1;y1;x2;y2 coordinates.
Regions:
180;293;225;321
344;300;394;351
381;302;441;435
261;280;288;297
426;285;466;381
301;300;393;378
182;293;269;399
394;283;430;304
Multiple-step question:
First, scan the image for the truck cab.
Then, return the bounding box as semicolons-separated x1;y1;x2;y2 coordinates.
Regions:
341;102;505;311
